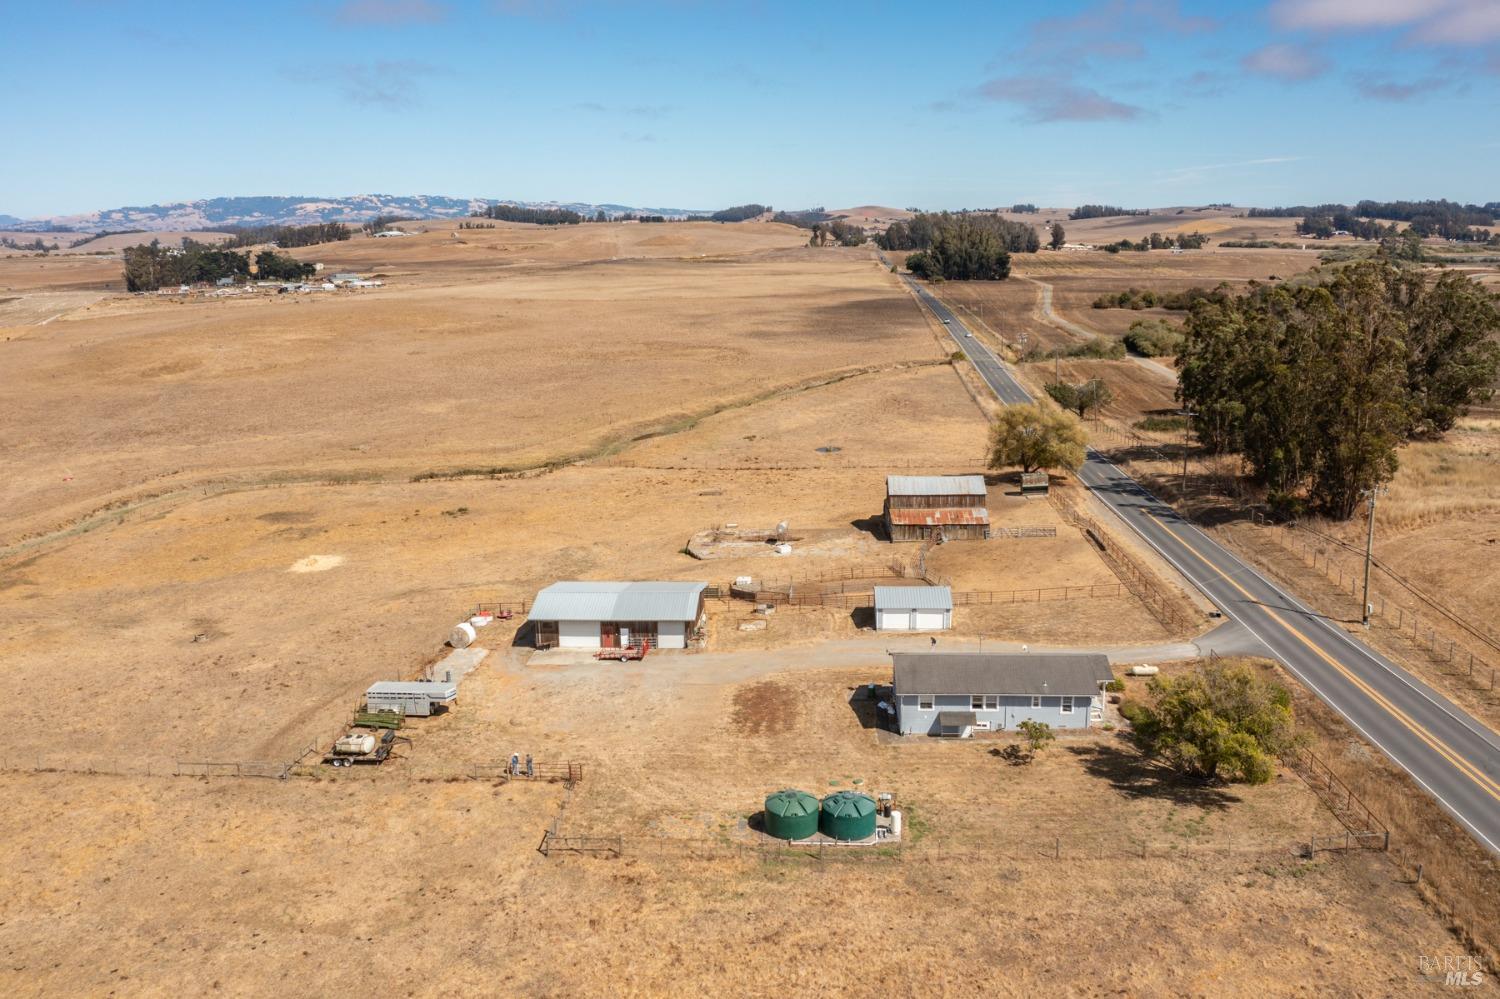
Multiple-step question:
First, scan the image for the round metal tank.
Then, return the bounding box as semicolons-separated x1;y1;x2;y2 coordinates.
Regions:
763;789;819;841
820;791;877;841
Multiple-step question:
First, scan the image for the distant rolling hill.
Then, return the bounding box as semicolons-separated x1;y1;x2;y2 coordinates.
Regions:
5;195;710;233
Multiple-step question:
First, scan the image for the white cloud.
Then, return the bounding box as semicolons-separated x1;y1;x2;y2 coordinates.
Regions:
1269;0;1500;44
333;0;446;24
1241;43;1330;80
978;77;1149;122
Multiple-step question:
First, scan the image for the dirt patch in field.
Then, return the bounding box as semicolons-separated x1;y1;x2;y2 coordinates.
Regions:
731;680;801;734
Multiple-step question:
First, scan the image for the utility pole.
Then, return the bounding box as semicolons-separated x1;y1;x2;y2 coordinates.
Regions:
1179;410;1195;500
1361;486;1385;628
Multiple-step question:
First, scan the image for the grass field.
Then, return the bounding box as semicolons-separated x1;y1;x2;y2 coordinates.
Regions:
0;219;1489;993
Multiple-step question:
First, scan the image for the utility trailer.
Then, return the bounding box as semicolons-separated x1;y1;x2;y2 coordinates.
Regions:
594;644;649;662
323;730;410;767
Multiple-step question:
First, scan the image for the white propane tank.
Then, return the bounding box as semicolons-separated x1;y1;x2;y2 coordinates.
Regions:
334;733;376;756
450;621;477;648
1128;664;1160;677
891;810;903;838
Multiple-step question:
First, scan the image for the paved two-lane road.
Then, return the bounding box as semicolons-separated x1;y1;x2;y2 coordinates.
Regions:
895;265;1500;854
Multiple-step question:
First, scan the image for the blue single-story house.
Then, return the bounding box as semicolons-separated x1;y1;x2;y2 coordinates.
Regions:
891;652;1113;737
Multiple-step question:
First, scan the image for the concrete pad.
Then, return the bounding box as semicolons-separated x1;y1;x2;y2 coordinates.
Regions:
428;646;489;684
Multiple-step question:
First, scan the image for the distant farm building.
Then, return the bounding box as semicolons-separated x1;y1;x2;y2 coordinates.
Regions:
874;586;953;631
891;652;1113;736
529;581;708;650
883;475;990;542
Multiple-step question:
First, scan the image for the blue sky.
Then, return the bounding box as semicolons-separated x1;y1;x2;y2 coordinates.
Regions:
2;0;1497;217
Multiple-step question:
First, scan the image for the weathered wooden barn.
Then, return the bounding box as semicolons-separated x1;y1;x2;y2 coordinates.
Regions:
883;475;990;542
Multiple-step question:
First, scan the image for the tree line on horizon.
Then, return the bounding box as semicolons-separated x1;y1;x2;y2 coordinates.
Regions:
471;205;583;225
1176;257;1500;519
1069;205;1149;220
122;240;315;291
226;222;351;249
1250;199;1498;242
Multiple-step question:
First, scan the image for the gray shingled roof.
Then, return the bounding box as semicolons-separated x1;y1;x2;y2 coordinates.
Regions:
874;585;953;612
891;653;1111;697
885;475;987;497
529;581;707;622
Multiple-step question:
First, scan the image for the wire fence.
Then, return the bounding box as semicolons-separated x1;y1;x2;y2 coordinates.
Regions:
1254;521;1500;701
537;832;1315;865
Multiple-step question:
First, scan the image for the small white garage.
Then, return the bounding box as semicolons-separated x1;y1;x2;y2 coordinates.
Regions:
874;586;953;631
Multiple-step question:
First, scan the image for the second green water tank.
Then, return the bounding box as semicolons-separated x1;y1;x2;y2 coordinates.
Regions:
820;791;877;841
764;789;820;840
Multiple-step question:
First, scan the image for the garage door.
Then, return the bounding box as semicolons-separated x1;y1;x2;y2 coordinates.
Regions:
880;610;911;631
913;610;945;630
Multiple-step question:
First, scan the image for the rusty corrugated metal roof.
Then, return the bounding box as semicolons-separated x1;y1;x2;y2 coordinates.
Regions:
888;507;990;527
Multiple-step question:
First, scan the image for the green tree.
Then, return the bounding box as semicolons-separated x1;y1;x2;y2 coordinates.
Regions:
1401;269;1500;435
986;404;1087;473
1045;379;1112;418
1120;660;1297;784
1049;222;1065;249
1016;719;1054;760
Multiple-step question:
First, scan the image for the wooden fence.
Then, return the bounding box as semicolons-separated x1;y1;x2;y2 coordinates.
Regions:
1051;498;1201;634
739;582;1128;610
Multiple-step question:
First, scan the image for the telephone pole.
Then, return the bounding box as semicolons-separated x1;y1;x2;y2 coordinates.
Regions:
1361;486;1385;628
1179;410;1196;500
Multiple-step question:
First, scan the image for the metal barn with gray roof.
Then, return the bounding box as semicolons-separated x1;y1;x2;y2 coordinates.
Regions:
884;474;990;543
529;581;708;650
891;652;1113;736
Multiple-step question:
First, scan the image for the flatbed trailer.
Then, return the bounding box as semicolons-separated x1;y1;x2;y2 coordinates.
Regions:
594;644;649;661
324;731;411;767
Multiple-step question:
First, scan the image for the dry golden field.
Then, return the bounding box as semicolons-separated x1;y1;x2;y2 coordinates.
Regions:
0;658;1467;997
0;220;1487;994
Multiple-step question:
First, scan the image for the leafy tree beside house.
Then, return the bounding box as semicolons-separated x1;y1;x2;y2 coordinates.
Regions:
1120;660;1298;785
1016;719;1055;760
986;404;1087;474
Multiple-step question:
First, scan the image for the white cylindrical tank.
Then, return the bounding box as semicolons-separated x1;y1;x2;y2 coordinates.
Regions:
450;622;477;648
1128;664;1160;676
333;733;376;756
891;810;903;838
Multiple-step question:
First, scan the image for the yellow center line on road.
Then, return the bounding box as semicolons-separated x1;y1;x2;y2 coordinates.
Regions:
1144;510;1500;804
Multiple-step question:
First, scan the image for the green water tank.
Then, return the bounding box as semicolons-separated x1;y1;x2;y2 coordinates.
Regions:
820;791;877;841
764;789;820;841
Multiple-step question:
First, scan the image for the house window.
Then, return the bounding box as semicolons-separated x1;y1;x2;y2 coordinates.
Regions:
973;694;997;710
918;695;934;711
1060;696;1074;714
1030;695;1041;709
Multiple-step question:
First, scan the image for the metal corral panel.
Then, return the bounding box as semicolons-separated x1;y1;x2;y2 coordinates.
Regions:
887;507;990;527
886;475;987;497
874;586;954;612
529;581;707;622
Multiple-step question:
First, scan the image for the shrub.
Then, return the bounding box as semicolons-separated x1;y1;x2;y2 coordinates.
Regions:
1123;319;1185;357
